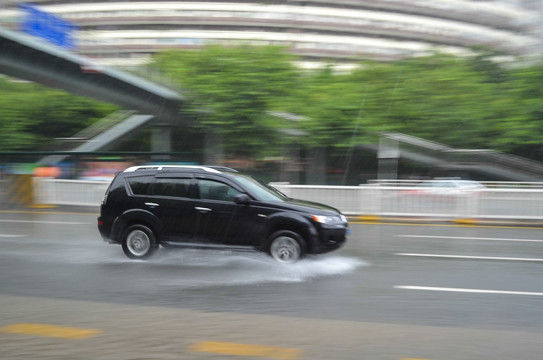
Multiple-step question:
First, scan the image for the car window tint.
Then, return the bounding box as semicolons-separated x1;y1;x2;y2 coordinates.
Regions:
198;179;241;202
153;178;193;198
127;175;153;195
233;175;287;201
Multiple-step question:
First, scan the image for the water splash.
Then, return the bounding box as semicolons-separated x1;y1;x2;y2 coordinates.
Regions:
4;242;367;288
151;250;368;288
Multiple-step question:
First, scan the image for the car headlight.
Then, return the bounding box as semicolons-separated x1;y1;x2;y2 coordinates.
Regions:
312;214;347;225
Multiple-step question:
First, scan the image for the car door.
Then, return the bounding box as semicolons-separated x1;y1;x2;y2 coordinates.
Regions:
194;177;275;247
192;177;241;244
147;175;198;242
228;200;276;246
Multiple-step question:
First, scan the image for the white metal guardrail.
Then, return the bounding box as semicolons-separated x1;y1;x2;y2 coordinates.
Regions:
273;183;543;221
29;178;543;221
33;178;110;207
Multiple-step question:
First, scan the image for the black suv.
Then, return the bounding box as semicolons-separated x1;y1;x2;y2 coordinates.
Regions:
98;165;348;263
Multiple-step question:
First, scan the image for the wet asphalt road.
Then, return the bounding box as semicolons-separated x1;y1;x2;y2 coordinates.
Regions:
1;208;543;359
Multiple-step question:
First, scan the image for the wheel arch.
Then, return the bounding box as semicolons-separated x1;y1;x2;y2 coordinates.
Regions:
263;212;318;253
112;209;163;243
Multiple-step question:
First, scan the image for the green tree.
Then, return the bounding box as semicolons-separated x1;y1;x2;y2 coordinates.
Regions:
346;54;501;149
495;62;543;159
0;77;118;151
5;45;543;167
151;47;543;165
151;45;300;157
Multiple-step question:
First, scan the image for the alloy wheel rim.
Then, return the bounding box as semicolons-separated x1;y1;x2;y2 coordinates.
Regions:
127;230;151;256
271;236;300;263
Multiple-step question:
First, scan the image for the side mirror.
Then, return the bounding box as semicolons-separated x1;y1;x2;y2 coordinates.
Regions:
234;194;251;205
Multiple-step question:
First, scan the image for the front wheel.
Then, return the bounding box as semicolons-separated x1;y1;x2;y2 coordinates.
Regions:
267;230;306;263
121;224;157;259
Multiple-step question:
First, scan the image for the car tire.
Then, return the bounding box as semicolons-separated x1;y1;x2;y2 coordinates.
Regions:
267;230;306;263
121;224;158;259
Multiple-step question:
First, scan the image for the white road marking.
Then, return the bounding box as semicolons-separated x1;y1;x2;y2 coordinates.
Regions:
395;285;543;297
395;253;543;262
0;219;92;225
398;235;543;243
0;234;27;238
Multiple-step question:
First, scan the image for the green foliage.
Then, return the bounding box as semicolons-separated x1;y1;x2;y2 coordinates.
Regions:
351;54;497;148
0;77;118;151
5;44;543;163
152;45;299;156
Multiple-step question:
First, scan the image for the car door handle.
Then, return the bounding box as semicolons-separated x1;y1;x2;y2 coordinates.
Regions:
195;207;212;213
145;202;159;208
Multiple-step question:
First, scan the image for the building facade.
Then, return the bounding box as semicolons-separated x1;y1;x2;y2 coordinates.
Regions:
0;1;540;69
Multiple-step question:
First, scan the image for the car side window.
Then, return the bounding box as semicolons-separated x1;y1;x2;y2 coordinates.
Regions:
152;178;194;198
126;175;154;195
198;179;241;202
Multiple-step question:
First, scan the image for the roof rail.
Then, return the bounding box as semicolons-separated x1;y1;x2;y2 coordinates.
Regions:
205;166;238;173
123;165;237;174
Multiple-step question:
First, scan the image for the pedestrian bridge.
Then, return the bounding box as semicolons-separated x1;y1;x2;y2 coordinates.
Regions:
0;27;184;158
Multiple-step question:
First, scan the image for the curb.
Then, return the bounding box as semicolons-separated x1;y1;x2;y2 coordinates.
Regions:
349;215;543;227
29;204;58;209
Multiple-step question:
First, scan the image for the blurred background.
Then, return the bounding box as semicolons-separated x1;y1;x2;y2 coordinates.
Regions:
2;0;543;208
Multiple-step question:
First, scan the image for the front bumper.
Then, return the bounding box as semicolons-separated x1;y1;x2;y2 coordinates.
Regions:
312;226;348;254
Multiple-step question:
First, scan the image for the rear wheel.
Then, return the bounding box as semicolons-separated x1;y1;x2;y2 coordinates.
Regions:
267;230;305;263
121;224;157;259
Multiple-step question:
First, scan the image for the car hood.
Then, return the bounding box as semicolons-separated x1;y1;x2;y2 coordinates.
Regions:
278;198;341;215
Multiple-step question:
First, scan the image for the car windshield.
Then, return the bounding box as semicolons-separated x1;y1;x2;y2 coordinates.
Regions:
233;175;288;202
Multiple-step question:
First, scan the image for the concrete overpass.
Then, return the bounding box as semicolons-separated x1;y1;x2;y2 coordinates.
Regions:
375;133;543;181
0;26;185;161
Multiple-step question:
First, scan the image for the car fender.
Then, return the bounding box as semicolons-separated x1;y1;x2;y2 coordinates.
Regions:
263;212;319;252
111;209;163;242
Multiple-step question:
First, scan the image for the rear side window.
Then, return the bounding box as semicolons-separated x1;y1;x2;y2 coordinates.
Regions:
198;179;241;201
127;175;153;195
152;178;194;198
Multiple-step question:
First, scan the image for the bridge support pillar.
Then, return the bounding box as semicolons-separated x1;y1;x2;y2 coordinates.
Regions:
204;131;224;165
378;136;399;180
151;126;172;159
306;147;326;185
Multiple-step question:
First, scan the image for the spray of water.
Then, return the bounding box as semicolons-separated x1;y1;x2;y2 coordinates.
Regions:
150;249;367;287
3;241;367;288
